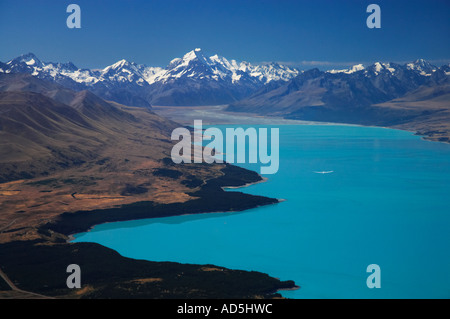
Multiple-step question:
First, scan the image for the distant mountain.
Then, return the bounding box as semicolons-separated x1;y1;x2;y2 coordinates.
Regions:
0;53;154;107
146;48;300;106
227;59;450;125
0;50;300;107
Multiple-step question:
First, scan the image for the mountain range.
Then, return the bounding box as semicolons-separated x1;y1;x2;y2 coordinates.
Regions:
1;50;449;141
227;59;450;123
0;49;299;107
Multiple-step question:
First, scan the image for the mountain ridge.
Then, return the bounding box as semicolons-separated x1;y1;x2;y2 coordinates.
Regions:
0;50;301;107
2;51;447;109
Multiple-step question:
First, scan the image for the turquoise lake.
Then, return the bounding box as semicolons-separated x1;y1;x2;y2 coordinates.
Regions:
73;125;450;298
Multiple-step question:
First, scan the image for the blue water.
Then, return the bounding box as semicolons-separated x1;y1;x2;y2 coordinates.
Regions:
73;125;450;298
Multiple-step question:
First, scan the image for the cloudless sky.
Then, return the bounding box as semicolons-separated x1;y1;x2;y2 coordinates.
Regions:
0;0;449;69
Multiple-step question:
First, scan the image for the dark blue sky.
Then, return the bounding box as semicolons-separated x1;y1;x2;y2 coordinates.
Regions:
1;0;449;70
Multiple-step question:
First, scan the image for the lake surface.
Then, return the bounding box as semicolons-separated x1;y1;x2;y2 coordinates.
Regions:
73;125;450;298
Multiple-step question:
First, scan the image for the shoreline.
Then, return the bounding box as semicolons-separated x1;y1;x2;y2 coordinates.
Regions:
66;176;282;244
277;285;300;292
66;174;288;241
153;105;450;145
22;164;299;298
45;165;278;237
221;175;268;191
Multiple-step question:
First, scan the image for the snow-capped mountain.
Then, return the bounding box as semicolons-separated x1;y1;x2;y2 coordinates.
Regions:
100;59;164;86
152;48;299;85
0;49;300;106
405;58;437;76
328;64;365;74
227;58;449;123
143;48;302;105
327;59;439;77
1;51;448;108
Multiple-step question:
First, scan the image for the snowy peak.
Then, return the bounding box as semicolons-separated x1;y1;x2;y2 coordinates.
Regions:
137;65;165;84
249;62;300;83
167;48;209;70
365;59;436;76
326;59;437;77
366;62;384;73
328;64;365;74
108;59;132;70
8;52;43;68
365;62;398;75
53;61;78;72
406;59;436;75
163;49;233;82
412;58;434;69
183;48;207;62
102;59;143;76
209;54;240;72
162;48;301;85
328;61;398;76
99;59;166;86
322;59;443;78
